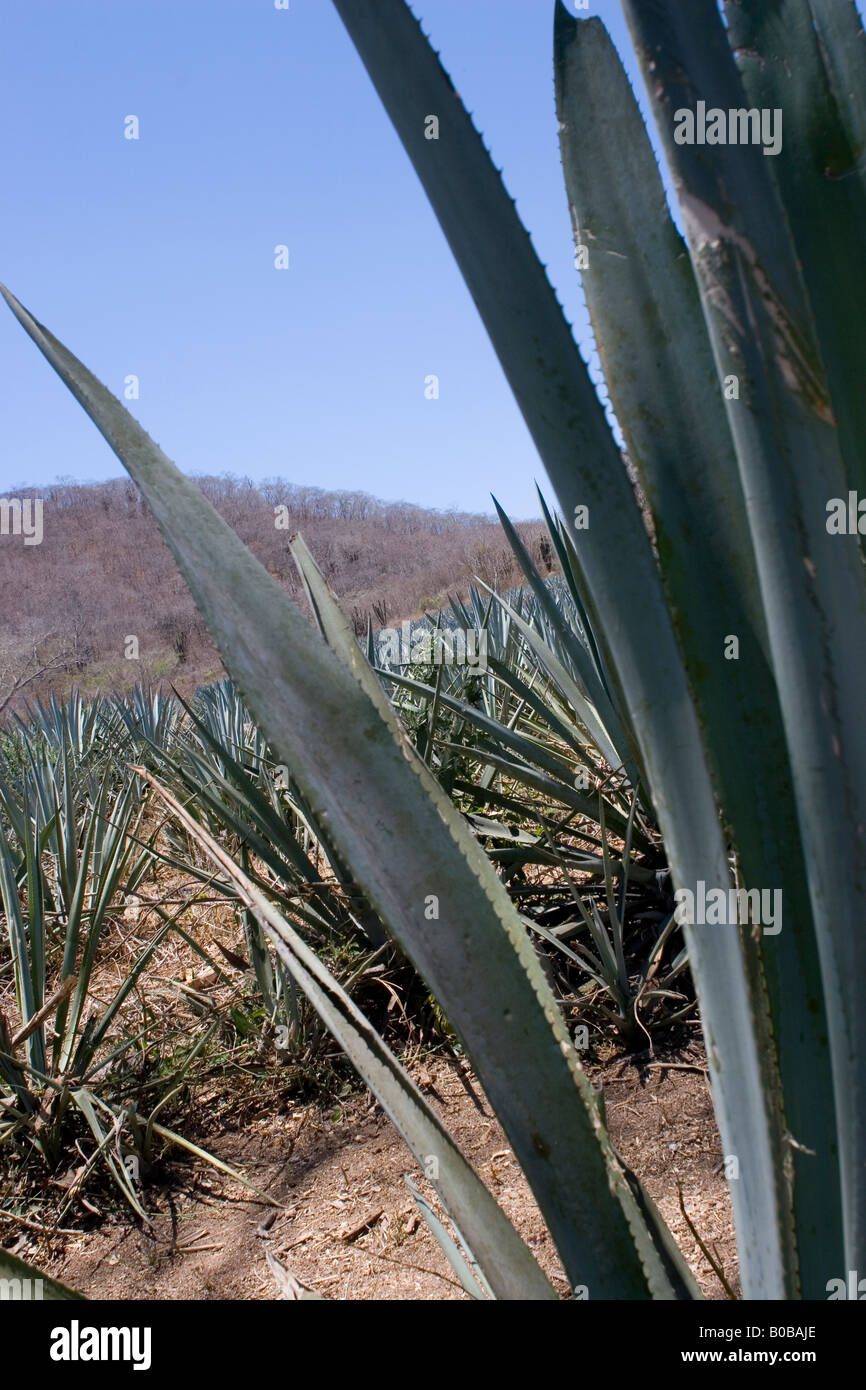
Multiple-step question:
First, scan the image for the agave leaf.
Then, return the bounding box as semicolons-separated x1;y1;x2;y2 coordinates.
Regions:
60;782;149;1072
0;820;39;1054
419;660;444;767
535;490;617;703
146;1120;283;1207
379;666;646;846
404;1176;494;1300
0;285;682;1297
71;1089;149;1222
288;535;700;1298
450;777;602;847
491;498;640;787
476;583;628;780
806;0;866;161
435;740;627;828
72;882;197;1070
325;0;806;1299
21;790;47;1075
556;4;843;1294
139;768;556;1301
554;5;767;653
177;708;389;947
0;1247;84;1300
485;654;605;770
239;844;276;1012
621;0;866;1284
173;701;328;889
723;0;866;499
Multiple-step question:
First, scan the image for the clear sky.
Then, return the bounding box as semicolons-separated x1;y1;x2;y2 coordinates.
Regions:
0;1;857;520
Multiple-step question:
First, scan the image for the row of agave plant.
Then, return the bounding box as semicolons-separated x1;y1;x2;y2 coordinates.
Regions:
0;683;394;1196
0;529;681;1250
3;0;865;1299
0;689;265;1228
375;513;686;1048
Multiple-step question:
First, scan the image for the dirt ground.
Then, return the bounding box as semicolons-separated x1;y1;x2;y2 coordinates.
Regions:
13;1044;737;1301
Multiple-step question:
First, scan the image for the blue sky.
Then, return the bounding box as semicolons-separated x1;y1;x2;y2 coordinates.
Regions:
0;0;661;518
0;1;857;520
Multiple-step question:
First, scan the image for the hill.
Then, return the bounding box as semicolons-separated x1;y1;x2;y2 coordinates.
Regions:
0;475;548;716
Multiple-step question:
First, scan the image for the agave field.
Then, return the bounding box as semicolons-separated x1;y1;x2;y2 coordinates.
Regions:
2;0;866;1304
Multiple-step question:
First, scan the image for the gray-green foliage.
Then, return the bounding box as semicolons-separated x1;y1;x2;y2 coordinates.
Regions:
0;690;258;1216
0;733;159;1215
4;0;865;1299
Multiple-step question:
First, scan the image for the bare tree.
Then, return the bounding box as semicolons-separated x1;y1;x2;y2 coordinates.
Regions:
0;474;549;704
0;629;81;717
